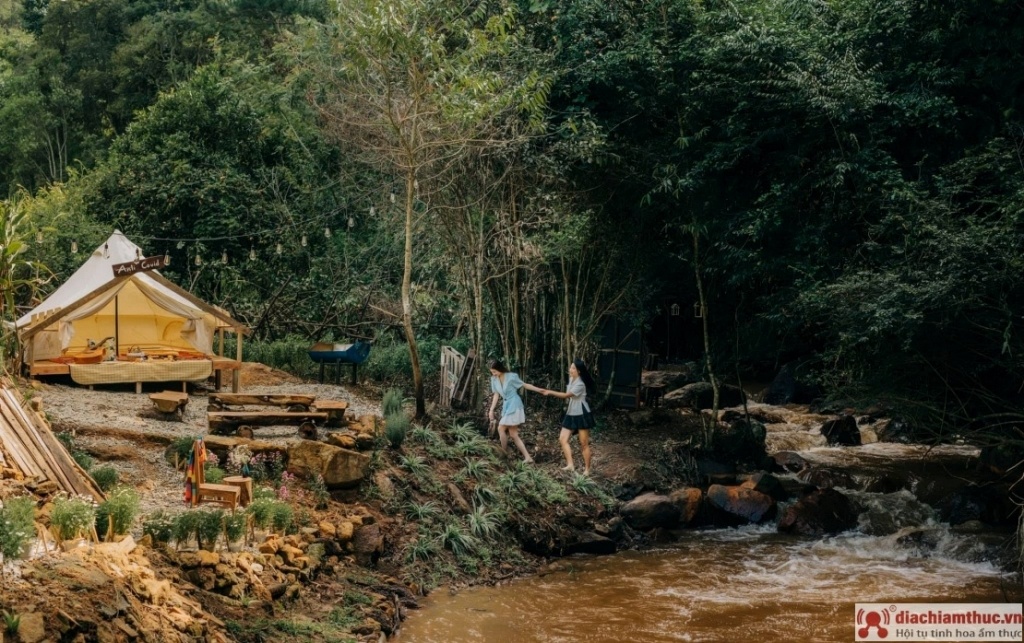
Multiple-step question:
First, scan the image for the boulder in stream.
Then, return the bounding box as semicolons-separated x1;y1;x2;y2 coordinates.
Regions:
820;416;861;446
706;484;776;526
620;493;681;530
778;488;858;535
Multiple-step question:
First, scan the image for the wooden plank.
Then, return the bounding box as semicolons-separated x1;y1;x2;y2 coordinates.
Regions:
0;398;40;476
2;389;80;493
207;411;328;432
0;391;62;486
27;403;103;501
210;393;315;408
31;362;71;376
452;349;476;405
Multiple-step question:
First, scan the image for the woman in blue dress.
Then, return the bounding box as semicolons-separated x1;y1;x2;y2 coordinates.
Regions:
542;359;596;475
487;359;545;463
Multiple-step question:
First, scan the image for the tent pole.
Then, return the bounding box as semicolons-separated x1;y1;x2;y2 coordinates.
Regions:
114;296;119;358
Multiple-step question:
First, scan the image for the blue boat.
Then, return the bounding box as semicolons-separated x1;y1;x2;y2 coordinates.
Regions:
308;340;372;384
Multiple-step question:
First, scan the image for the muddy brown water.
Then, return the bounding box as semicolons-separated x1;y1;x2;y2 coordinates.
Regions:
395;442;1022;643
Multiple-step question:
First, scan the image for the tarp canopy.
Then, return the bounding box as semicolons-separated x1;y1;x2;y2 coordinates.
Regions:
16;231;247;361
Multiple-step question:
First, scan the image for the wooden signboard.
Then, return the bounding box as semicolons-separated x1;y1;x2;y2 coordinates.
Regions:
111;255;168;277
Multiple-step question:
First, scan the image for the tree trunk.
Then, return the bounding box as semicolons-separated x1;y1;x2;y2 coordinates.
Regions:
403;170;425;418
693;230;719;447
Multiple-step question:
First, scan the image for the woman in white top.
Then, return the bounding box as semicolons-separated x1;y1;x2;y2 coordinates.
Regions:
543;359;596;475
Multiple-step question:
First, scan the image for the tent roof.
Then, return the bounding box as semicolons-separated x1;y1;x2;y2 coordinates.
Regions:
16;231;248;339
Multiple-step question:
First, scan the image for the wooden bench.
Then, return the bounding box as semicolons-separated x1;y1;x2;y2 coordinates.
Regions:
313;400;348;426
149;391;189;415
209;393;315;410
197;483;241;510
207;410;329;435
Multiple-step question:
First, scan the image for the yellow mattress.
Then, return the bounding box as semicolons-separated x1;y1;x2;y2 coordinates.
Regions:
69;360;213;385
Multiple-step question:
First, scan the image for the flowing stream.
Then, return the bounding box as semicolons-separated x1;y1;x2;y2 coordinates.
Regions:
395;440;1023;642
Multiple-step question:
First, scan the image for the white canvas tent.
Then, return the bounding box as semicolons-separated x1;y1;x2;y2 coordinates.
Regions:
16;231;248;385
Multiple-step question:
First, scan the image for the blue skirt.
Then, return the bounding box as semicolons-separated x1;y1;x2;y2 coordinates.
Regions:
561;410;595;432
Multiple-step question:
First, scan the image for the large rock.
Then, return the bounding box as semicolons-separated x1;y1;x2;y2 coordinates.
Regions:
738;472;790;502
711;418;767;467
669;487;703;525
620;493;681;530
820;416;861;446
562;532;617;556
642;365;699;391
773;451;808;473
663;382;746;411
352;523;384;567
778;488;858;535
287;441;370;488
706;484;776;525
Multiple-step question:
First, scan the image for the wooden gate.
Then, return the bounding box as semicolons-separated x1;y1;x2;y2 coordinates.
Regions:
596;317;642;409
440;347;476;408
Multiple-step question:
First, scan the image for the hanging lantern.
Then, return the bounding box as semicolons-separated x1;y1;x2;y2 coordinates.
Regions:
249;247;257;261
348;216;355;229
301;234;308;247
163;250;170;266
276;242;283;255
135;248;142;260
413;179;419;191
103;242;110;258
670;303;680;316
369;205;376;216
693;302;703;318
35;231;43;244
390;191;396;204
195;254;202;266
222;251;228;264
71;240;78;254
324;226;332;238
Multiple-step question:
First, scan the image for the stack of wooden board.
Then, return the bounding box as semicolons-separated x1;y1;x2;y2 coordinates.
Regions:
206;393;348;437
0;377;104;501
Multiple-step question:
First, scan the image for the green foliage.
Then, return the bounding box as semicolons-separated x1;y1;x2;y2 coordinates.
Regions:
204;467;226;484
270;502;295;535
307;474;330;510
2;610;18;635
197;509;226;550
398;454;430;477
0;496;36;560
50;496;95;541
99;487;141;537
247;498;276;531
438;519;478;557
384;413;410;449
72;452;94;472
455;458;492;483
172;511;201;549
167;437;195;468
381;388;404;416
467;503;502;540
403;501;442;523
141;511;174;546
90;466;119;492
224;512;246;544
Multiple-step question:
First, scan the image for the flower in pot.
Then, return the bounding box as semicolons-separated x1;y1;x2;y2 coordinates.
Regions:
50;495;96;549
224;512;246;551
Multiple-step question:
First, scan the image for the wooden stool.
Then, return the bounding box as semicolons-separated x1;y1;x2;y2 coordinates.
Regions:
222;476;253;507
197;483;241;510
313;400;349;426
150;390;189;415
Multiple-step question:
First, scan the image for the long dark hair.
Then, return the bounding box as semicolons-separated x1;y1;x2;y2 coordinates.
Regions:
573;358;596;395
488;359;508;374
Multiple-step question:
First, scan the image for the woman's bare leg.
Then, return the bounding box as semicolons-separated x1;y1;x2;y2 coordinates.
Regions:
579;430;592;475
498;424;510;453
508;427;533;462
559;428;575;470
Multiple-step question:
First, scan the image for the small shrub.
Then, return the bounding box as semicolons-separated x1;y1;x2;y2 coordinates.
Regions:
252;486;276;501
167;437;194;468
438;520;478;557
0;496;36;560
50;496;96;541
2;610;18;636
403;537;440;564
398;454;429;477
247;498;276;531
224;512;246;544
172;510;201;548
270;502;294;535
204;467;226;484
385;412;409;449
307;474;330;510
403;501;442;523
381;388;403;416
467;504;502;540
103;487;141;536
72;451;94;472
90;466;119;492
142;511;174;545
197;509;225;550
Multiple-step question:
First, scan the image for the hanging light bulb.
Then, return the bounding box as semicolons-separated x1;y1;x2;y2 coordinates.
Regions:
135;248;142;260
221;251;228;264
35;231;43;244
163;250;170;266
195;254;202;266
301;234;308;247
413;179;419;191
369;205;376;217
71;240;78;254
348;216;355;229
103;242;109;258
390;190;396;204
276;242;283;255
249;247;257;261
324;226;331;239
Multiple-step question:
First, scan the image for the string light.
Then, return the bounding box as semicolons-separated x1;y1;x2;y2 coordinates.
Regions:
35;231;43;244
103;243;109;259
163;250;170;266
324;226;331;239
249;247;257;261
221;251;228;264
301;234;308;247
369;206;375;216
71;240;78;254
413;179;418;191
275;242;283;255
348;216;355;229
194;254;202;266
390;191;396;204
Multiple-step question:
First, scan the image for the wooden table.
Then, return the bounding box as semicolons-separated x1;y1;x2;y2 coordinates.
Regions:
222;476;253;507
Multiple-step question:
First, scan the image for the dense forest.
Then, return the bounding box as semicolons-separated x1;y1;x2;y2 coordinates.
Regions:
1;0;1022;434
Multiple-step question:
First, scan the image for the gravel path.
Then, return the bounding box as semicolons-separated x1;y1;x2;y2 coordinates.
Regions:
33;366;383;515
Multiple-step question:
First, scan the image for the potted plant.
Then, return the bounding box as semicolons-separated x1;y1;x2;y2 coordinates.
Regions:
224;513;246;552
50;496;96;551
